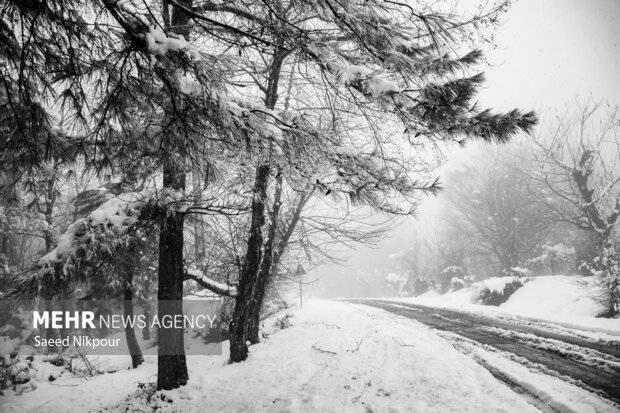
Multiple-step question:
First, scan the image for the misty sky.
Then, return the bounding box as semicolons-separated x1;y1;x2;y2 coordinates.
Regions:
310;0;620;297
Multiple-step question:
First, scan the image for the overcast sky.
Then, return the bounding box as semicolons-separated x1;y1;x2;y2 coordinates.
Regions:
311;0;620;295
480;0;620;110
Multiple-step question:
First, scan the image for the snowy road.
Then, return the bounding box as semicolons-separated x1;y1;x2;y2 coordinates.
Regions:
3;300;619;412
351;299;620;407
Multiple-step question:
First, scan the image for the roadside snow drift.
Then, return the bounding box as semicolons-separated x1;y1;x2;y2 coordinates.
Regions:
399;276;620;337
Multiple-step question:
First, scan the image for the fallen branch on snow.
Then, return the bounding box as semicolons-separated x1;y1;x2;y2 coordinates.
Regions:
312;344;337;355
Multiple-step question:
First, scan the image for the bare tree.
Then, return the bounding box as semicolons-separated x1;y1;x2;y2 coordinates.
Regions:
528;102;620;314
443;148;553;273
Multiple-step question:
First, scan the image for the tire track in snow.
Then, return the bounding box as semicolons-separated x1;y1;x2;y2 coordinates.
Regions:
351;299;620;406
442;333;618;413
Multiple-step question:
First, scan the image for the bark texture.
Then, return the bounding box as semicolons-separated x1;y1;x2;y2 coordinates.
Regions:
123;245;144;368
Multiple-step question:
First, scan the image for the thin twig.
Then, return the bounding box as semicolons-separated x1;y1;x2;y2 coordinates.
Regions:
393;336;415;347
312;344;337;355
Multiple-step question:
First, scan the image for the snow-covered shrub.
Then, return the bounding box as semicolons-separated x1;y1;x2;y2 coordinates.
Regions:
409;277;431;296
0;307;37;353
449;277;466;291
474;277;528;306
437;266;466;293
502;267;530;278
273;313;293;330
592;246;620;317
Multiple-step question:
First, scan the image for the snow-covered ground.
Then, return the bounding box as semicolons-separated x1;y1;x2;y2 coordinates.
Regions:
391;276;620;339
1;300;557;413
442;332;619;413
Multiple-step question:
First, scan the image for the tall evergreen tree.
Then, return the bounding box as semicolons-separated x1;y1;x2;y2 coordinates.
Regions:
2;0;537;388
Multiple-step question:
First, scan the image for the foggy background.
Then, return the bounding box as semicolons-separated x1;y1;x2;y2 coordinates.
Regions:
309;0;620;299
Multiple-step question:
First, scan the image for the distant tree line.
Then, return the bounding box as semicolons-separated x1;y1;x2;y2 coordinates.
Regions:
395;102;620;316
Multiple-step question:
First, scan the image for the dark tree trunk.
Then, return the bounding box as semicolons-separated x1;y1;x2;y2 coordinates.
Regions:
229;164;270;362
156;0;192;391
123;247;144;368
575;230;607;274
0;176;20;269
229;48;288;362
246;186;311;344
247;173;283;344
157;165;188;390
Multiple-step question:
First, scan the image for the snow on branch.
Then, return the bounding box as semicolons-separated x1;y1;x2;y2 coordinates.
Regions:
37;191;150;273
304;43;537;143
144;26;201;60
184;267;238;297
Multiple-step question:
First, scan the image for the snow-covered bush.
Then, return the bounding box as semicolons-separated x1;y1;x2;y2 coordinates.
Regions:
592;246;620;317
410;277;431;296
449;277;466;291
502;267;530;278
474;277;528;306
273;314;294;331
437;266;466;293
0;306;37;354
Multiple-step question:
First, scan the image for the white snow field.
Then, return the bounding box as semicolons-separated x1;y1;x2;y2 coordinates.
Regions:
2;300;546;413
392;275;620;339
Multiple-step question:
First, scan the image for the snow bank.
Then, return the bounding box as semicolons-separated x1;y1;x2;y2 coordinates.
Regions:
483;276;522;294
392;276;620;338
502;275;602;317
1;355;158;412
406;277;521;307
2;301;540;412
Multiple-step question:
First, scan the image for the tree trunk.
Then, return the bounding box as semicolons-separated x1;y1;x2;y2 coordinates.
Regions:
157;165;188;389
42;173;58;352
247;173;283;344
123;246;144;368
229;47;287;362
247;186;312;344
193;172;206;265
142;303;152;341
576;230;607;274
229;164;270;362
156;0;192;391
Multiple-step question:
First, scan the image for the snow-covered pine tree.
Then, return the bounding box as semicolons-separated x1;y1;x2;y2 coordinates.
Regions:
2;0;539;387
2;0;284;389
